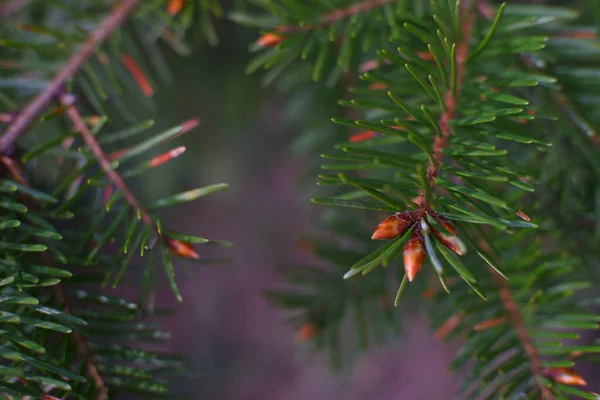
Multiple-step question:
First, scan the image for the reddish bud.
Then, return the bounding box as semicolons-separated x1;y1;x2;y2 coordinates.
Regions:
545;367;587;386
372;211;413;240
167;0;185;15
359;59;379;72
257;33;285;47
517;210;531;222
350;130;378;142
180;118;201;134
432;227;466;256
416;51;434;61
166;237;200;259
473;316;508;331
434;312;463;340
403;230;426;282
368;82;388;90
297;321;317;342
121;54;154;97
149;146;186;168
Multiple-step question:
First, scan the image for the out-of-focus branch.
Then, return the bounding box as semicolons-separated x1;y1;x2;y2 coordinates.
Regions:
0;0;141;153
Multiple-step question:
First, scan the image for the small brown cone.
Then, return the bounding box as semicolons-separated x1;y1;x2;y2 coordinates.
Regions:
545;367;587;386
403;230;426;282
166;237;200;259
372;211;413;240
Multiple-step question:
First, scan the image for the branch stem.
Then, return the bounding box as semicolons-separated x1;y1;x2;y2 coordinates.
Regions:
278;0;396;32
418;1;474;206
60;95;153;226
0;0;141;153
495;274;553;399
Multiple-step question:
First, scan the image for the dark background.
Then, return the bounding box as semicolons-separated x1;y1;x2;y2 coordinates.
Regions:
124;1;599;398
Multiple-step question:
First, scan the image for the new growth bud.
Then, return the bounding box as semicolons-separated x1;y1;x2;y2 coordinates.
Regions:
371;211;413;240
403;228;426;282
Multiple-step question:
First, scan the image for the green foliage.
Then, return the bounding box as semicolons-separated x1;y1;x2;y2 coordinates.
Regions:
239;0;600;398
3;0;600;399
0;0;228;398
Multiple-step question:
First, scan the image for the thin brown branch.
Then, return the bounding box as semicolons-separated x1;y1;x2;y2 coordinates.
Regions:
417;1;474;206
495;274;554;399
59;94;153;226
0;0;31;20
277;0;396;33
0;0;141;154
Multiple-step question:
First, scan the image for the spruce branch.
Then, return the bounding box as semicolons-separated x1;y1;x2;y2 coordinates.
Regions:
0;0;141;154
59;94;153;227
277;0;396;32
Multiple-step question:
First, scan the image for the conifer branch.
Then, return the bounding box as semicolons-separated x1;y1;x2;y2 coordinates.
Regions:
59;94;153;226
0;0;141;154
0;0;31;20
495;274;553;399
278;0;396;32
420;1;474;206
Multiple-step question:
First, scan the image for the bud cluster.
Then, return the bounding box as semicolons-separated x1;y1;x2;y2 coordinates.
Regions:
372;210;466;282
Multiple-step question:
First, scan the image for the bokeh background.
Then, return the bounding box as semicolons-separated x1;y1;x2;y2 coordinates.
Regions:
120;1;600;398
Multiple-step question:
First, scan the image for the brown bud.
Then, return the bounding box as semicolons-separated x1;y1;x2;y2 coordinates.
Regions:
121;54;154;97
297;321;317;342
372;211;413;240
149;146;186;168
257;33;285;47
434;312;464;340
403;230;426;282
166;237;200;259
167;0;184;15
517;210;531;222
432;227;466;256
473;316;508;331
350;130;378;143
368;82;388;90
545;367;587;386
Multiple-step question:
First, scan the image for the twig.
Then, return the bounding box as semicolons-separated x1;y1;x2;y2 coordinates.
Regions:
0;0;141;154
277;0;396;33
0;0;31;20
417;1;474;206
59;94;153;226
495;274;554;399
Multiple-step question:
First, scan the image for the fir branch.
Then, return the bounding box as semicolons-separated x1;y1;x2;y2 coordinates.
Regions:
0;0;31;20
420;1;474;206
278;0;396;32
495;274;553;399
0;0;141;154
59;94;153;227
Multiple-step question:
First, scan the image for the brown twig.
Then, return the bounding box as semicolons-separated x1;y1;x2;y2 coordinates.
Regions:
495;274;553;399
0;0;141;154
0;0;31;20
59;94;153;226
417;1;474;206
277;0;396;33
